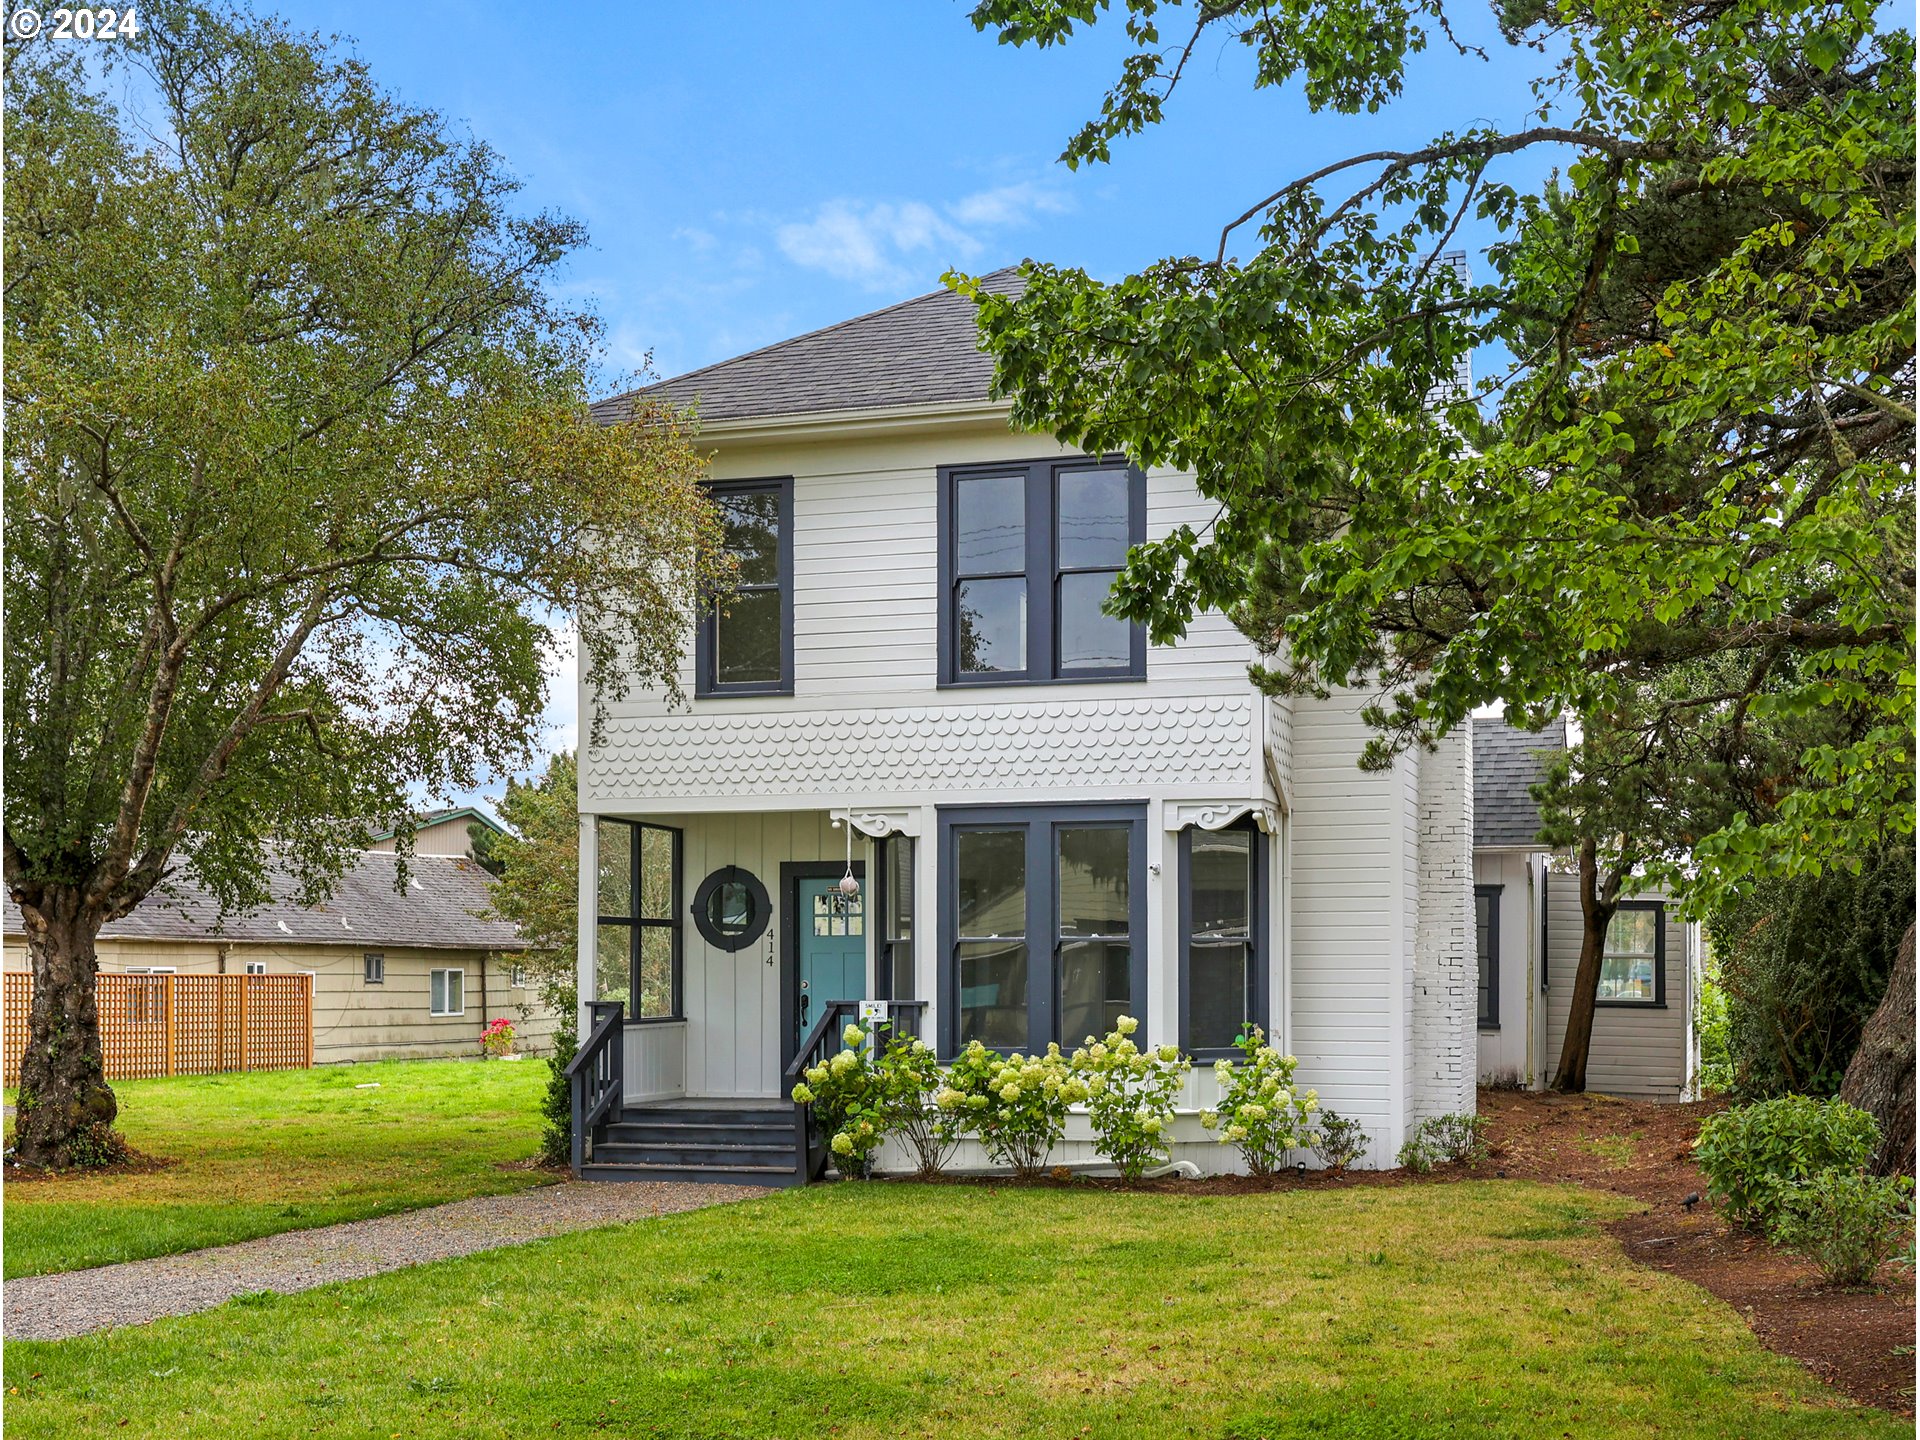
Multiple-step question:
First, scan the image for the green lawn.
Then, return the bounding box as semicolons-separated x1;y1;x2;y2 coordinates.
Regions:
4;1058;554;1278
6;1181;1904;1439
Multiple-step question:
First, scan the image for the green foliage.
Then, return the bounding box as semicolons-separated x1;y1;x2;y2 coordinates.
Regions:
1703;841;1915;1099
1312;1110;1371;1172
791;1024;891;1175
957;0;1915;912
940;1040;1086;1180
539;1009;576;1169
1694;1095;1880;1227
1398;1113;1488;1172
874;1033;966;1178
3;2;724;1161
1695;965;1734;1096
1767;1168;1916;1288
1198;1025;1319;1176
1073;1017;1191;1182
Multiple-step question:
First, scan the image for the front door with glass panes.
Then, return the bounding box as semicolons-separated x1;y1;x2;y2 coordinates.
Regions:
796;878;865;1044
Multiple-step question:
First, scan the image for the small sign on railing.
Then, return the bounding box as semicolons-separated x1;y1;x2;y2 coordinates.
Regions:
857;1000;888;1026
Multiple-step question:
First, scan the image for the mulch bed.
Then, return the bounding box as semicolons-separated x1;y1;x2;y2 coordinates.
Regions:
1479;1088;1915;1417
3;1147;177;1183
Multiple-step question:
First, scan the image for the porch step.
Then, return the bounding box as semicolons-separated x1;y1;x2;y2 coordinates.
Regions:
578;1160;805;1189
583;1102;805;1185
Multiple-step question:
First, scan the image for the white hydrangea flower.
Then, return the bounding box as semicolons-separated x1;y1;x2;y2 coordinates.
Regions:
1115;1015;1139;1036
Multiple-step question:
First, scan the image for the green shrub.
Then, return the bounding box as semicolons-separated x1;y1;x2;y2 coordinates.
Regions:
539;1007;576;1167
1694;1095;1880;1227
1312;1111;1369;1172
1074;1017;1190;1182
1694;966;1733;1095
1198;1026;1318;1177
940;1039;1083;1181
1703;840;1913;1099
1421;1113;1489;1164
874;1031;964;1178
791;1023;890;1176
1768;1169;1916;1287
1396;1131;1438;1174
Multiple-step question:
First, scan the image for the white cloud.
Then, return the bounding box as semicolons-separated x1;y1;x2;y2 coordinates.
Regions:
773;180;1073;290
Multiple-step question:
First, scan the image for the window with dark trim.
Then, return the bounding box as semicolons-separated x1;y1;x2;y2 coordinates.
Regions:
1179;822;1269;1057
1475;885;1501;1029
938;459;1146;686
874;836;915;1002
696;478;793;696
1597;900;1666;1006
595;818;683;1020
363;951;385;985
938;804;1148;1056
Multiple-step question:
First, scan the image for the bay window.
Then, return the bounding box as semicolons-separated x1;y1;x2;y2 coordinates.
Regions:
1178;822;1268;1057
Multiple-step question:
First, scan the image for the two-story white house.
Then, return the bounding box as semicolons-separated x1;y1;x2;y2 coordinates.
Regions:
569;271;1478;1184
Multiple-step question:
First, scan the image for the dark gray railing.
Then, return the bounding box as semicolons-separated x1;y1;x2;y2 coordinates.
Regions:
564;1000;625;1176
783;1000;928;1184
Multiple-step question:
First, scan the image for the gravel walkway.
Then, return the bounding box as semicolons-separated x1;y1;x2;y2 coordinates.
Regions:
5;1179;761;1341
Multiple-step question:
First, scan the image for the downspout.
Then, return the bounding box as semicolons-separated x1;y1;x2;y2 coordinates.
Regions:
480;951;490;1033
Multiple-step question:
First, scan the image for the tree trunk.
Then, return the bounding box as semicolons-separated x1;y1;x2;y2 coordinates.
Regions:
1551;838;1621;1093
1839;921;1915;1176
11;888;119;1169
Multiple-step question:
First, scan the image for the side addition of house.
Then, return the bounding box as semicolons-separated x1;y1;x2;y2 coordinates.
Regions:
572;273;1479;1183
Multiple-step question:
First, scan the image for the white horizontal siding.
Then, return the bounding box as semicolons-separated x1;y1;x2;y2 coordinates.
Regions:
1540;875;1690;1098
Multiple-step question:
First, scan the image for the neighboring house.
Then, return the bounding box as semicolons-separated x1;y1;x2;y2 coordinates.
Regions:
1473;715;1701;1098
369;805;505;860
3;851;555;1064
570;271;1483;1185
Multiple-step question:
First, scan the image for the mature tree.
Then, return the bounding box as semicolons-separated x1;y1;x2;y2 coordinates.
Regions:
484;752;580;1166
956;0;1915;909
1840;924;1915;1176
3;8;721;1167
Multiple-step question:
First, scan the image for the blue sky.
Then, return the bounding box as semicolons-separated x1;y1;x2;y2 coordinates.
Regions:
265;2;1555;810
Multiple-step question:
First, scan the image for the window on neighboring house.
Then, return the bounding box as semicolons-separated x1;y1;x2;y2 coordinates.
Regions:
1598;901;1665;1005
939;460;1145;686
1180;822;1267;1056
874;836;915;1002
510;964;527;988
696;478;793;696
596;818;682;1019
940;805;1147;1055
430;967;465;1017
363;952;385;984
1475;885;1501;1029
244;961;268;976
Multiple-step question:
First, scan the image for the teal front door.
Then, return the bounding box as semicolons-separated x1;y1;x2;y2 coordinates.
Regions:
797;878;866;1044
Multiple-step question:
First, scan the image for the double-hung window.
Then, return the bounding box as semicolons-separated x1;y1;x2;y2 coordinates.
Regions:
1179;822;1268;1056
430;968;465;1017
939;459;1145;685
595;818;683;1019
1598;901;1665;1005
874;836;915;1002
697;478;793;696
1475;885;1501;1028
939;804;1147;1055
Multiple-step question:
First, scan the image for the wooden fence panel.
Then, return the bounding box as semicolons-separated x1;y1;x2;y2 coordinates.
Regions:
2;972;312;1085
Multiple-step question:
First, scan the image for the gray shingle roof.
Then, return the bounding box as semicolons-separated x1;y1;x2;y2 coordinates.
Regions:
4;851;522;951
1473;713;1569;849
591;267;1025;426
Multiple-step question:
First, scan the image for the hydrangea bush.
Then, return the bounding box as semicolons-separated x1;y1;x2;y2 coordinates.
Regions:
1074;1016;1191;1182
942;1039;1085;1180
1199;1026;1318;1177
791;1024;886;1177
874;1032;965;1177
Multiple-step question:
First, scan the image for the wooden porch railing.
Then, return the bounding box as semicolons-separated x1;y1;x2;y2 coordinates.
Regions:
564;1000;625;1176
2;971;313;1085
783;999;928;1183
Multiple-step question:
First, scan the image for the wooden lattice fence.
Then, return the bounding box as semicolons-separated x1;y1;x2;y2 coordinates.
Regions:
2;972;313;1085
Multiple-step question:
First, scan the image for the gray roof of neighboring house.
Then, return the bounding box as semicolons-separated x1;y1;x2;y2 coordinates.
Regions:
3;851;521;951
591;267;1025;426
1473;714;1570;849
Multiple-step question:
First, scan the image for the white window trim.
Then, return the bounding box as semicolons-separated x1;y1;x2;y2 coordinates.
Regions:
430;967;466;1017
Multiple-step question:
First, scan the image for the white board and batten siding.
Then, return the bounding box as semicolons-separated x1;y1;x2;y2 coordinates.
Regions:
1540;875;1694;1099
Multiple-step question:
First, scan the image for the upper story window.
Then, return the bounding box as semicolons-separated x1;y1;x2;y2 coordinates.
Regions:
1597;901;1665;1006
938;459;1145;687
697;478;793;697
